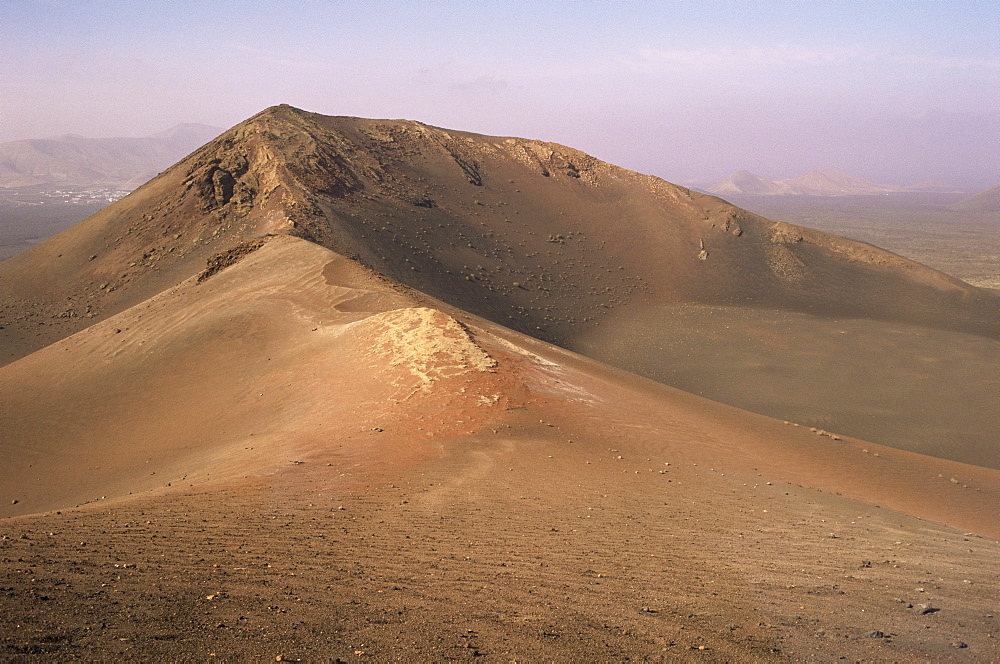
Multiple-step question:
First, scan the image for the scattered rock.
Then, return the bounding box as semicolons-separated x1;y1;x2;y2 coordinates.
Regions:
197;238;268;283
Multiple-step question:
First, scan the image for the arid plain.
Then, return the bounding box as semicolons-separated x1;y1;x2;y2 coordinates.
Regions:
1;106;997;661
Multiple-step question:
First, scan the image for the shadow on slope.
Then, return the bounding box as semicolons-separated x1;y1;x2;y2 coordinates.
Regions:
573;303;1000;468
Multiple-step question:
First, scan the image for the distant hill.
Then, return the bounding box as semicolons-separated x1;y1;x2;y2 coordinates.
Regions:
708;169;907;196
0;123;223;189
953;183;1000;212
706;170;790;195
903;180;966;194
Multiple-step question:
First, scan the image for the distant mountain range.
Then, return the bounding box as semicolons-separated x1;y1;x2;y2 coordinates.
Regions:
0;124;223;189
706;169;966;197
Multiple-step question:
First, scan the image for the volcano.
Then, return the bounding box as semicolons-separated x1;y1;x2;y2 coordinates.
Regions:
1;105;997;661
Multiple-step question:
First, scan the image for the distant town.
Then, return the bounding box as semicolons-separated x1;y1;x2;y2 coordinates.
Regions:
0;185;131;207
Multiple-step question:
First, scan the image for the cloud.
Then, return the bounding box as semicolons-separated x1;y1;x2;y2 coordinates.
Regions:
448;75;510;94
628;44;859;72
890;53;1000;71
229;44;332;73
623;44;1000;75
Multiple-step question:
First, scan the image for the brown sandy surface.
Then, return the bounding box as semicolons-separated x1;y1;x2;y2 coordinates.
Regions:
0;237;513;517
2;332;998;661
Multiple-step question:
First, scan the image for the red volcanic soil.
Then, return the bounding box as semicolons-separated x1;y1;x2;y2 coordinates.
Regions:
1;107;998;660
3;426;997;661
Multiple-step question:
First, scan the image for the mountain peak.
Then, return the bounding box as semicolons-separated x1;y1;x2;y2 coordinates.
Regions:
1;105;998;499
3;107;994;368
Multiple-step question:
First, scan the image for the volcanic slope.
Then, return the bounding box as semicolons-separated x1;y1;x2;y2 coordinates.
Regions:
1;234;999;661
0;236;523;516
2;104;997;467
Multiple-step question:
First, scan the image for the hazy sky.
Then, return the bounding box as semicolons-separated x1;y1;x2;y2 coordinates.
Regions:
2;0;998;189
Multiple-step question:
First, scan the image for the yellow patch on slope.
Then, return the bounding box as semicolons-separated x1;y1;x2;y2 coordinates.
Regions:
361;307;497;390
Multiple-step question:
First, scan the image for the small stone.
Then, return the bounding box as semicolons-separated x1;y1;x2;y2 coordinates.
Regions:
950;640;968;648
